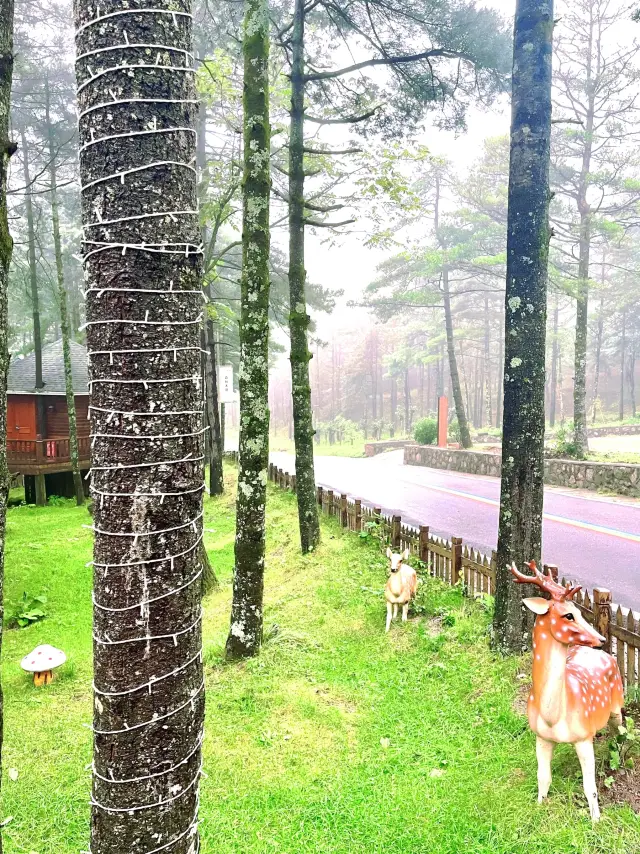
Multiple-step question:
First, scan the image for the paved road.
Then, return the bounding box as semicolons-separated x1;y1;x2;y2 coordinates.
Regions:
271;450;640;612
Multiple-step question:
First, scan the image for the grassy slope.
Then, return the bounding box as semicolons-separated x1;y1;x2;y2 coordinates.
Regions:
2;472;640;853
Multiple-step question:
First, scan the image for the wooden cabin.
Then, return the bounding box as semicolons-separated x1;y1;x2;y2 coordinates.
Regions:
7;340;90;503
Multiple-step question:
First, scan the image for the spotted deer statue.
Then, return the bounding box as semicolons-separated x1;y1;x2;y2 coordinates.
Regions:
385;547;418;632
511;561;624;821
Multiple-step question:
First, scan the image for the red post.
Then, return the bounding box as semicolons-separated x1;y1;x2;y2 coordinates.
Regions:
437;396;448;447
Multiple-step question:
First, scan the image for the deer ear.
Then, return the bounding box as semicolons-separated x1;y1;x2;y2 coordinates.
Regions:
386;547;392;559
523;597;550;615
403;548;410;560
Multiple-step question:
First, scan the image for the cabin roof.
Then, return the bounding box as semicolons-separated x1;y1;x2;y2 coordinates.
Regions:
8;340;89;396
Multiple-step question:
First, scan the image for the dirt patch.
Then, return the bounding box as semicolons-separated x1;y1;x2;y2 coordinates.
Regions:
426;615;444;637
600;766;640;814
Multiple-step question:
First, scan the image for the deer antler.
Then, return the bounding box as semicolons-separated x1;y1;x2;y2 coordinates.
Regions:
509;560;581;602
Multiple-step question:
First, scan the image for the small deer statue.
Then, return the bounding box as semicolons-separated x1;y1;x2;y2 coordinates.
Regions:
511;561;624;822
385;547;417;632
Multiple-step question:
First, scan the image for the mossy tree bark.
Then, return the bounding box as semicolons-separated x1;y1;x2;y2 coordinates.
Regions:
225;0;271;659
549;295;559;427
0;2;15;850
44;77;84;506
288;0;320;553
74;2;205;851
493;0;553;655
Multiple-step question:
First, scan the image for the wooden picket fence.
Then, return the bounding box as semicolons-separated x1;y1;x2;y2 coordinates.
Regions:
265;462;640;693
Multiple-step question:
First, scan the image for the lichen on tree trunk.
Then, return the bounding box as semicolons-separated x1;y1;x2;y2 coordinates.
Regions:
288;0;320;553
74;2;205;851
225;0;271;660
493;0;553;655
0;2;15;850
45;77;84;506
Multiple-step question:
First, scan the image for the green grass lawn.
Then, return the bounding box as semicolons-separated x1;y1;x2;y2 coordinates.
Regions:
270;435;368;458
2;471;640;853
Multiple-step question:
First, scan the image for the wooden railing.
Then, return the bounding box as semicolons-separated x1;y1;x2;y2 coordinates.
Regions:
7;435;91;466
266;462;640;693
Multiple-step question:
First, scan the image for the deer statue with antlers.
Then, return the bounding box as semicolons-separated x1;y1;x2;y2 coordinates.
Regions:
511;561;624;821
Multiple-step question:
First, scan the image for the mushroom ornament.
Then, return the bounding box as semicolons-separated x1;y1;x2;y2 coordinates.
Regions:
20;645;66;686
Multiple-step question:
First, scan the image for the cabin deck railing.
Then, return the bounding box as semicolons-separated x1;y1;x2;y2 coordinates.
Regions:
7;436;91;466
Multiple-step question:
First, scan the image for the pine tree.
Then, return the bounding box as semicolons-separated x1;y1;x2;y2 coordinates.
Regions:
493;0;553;654
74;2;205;851
0;3;15;851
225;0;271;659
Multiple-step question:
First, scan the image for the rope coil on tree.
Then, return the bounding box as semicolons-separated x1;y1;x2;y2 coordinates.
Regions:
75;1;205;850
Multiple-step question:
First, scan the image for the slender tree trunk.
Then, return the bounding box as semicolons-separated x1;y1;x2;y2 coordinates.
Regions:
21;131;44;390
205;321;224;495
496;316;504;428
75;4;205;851
0;4;15;851
426;360;431;415
45;78;84;506
442;270;472;447
390;378;397;436
419;360;424;417
572;13;596;457
591;291;604;424
628;343;637;418
629;346;636;418
549;295;559;427
620;309;626;421
288;0;319;552
404;366;410;434
484;296;492;427
493;0;553;654
21;129;46;505
226;0;271;660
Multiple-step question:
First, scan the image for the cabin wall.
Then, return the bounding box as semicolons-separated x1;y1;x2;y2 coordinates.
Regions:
44;395;90;439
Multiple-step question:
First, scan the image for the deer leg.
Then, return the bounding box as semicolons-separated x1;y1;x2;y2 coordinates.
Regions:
386;603;393;633
393;604;398;620
402;603;409;622
575;739;600;822
535;736;554;803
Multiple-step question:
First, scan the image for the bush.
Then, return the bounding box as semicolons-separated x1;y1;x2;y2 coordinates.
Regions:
448;419;461;443
554;421;580;458
414;417;437;445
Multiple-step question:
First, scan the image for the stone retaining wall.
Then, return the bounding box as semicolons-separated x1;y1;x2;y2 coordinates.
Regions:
405;444;640;497
365;439;410;457
587;424;640;438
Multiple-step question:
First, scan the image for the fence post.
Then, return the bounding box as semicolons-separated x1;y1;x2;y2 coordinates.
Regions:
391;515;401;549
291;474;296;493
544;564;559;583
354;499;362;533
593;588;612;653
340;494;348;528
285;472;291;490
317;486;324;508
278;468;285;489
419;526;430;563
451;537;463;586
327;490;334;517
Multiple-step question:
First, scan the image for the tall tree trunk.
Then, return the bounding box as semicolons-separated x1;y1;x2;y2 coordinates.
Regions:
496;315;504;428
75;4;205;851
419;360;424;417
493;0;553;654
629;346;636;418
404;366;410;434
390;378;397;436
442;269;472;447
0;3;15;851
288;0;319;552
226;0;271;660
21;129;46;505
484;296;492;427
572;11;596;457
619;309;626;421
45;78;84;506
434;175;472;448
21;131;44;390
204;321;224;495
591;290;604;424
549;295;559;427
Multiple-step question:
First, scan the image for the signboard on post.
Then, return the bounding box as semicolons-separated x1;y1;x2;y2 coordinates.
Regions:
218;365;235;403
